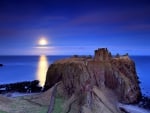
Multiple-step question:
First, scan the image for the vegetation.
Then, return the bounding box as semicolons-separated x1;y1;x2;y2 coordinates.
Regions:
0;85;65;113
52;97;64;113
0;110;7;113
0;90;65;113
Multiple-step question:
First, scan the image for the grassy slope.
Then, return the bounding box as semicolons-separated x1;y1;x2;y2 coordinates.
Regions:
0;84;66;113
10;98;48;113
0;110;7;113
52;97;64;113
0;92;64;113
0;94;48;113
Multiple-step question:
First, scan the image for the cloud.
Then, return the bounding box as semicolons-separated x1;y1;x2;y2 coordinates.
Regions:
123;24;150;31
64;7;150;28
0;45;150;55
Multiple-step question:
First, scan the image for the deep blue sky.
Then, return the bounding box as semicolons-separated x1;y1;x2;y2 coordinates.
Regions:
0;0;150;55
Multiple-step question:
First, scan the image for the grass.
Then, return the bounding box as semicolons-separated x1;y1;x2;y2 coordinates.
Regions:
0;110;7;113
0;95;64;113
52;97;64;113
9;98;48;113
0;96;48;113
37;107;48;113
0;90;65;113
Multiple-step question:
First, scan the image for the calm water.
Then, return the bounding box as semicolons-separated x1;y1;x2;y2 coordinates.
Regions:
0;55;149;96
131;56;150;96
0;55;69;86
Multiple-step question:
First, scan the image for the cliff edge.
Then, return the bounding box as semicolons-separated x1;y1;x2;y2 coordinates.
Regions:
44;48;141;113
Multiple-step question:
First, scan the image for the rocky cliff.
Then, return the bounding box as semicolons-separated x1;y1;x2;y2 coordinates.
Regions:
44;48;141;113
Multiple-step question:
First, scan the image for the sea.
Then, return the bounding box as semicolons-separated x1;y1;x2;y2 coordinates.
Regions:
0;55;149;97
0;55;70;87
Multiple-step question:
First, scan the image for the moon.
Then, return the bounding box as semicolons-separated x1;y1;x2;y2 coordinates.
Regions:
38;38;48;46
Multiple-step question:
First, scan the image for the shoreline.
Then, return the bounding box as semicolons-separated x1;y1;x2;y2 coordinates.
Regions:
119;103;150;113
0;80;42;94
0;79;150;111
1;88;150;112
0;83;150;112
2;92;40;97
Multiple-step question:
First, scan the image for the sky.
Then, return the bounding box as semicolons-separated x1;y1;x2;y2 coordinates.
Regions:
0;0;150;55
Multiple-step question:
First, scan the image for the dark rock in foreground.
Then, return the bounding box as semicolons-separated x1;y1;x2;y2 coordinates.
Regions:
0;64;3;67
44;48;141;113
0;80;42;94
138;96;150;110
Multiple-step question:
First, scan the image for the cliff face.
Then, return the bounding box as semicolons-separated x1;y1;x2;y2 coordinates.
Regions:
44;48;141;113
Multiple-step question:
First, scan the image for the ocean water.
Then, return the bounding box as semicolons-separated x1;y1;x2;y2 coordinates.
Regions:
0;55;149;96
131;56;150;96
0;55;69;86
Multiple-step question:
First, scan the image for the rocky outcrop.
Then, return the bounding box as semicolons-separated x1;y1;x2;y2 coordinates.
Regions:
44;48;141;113
0;80;42;94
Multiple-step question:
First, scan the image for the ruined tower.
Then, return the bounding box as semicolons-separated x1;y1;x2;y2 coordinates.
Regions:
94;48;112;61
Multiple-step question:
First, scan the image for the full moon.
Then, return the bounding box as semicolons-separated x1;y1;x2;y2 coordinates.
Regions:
38;38;48;46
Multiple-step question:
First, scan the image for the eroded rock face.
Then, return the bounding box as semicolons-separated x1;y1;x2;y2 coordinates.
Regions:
44;48;141;106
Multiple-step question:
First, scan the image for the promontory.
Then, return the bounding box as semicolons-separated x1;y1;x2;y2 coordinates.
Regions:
44;48;141;113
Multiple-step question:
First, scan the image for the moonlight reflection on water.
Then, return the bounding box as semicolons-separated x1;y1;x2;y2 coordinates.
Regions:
36;55;48;87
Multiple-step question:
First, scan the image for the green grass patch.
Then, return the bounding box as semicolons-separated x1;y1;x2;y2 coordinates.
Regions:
36;106;48;113
0;110;7;113
52;97;64;113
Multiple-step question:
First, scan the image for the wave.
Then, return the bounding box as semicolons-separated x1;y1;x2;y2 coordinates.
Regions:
119;103;150;113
